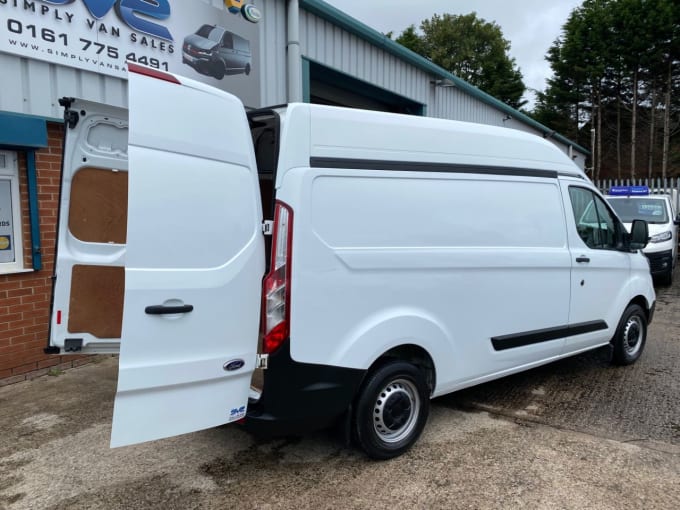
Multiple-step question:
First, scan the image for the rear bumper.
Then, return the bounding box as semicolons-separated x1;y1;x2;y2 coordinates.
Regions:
245;341;365;437
644;250;674;276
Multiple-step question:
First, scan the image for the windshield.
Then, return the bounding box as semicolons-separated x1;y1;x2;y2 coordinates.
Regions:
195;25;223;43
606;197;669;224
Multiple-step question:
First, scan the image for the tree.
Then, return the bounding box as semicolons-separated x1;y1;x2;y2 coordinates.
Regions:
534;1;615;180
534;0;680;180
395;13;526;109
659;0;680;179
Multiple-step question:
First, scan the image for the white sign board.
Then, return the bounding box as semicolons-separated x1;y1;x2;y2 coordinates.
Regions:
0;0;262;106
0;180;14;263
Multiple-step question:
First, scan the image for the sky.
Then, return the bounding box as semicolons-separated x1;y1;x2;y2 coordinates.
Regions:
323;0;584;109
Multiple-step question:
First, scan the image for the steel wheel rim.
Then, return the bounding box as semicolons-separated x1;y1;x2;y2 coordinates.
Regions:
372;378;421;443
623;315;643;356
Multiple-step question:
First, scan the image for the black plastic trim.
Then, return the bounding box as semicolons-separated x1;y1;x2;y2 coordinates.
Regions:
643;250;674;275
144;304;194;315
245;340;365;436
491;320;609;351
46;100;74;355
310;157;560;179
64;338;83;352
558;172;585;179
648;301;655;325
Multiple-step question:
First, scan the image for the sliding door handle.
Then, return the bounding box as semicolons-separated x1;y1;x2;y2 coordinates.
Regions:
145;304;194;315
575;256;590;263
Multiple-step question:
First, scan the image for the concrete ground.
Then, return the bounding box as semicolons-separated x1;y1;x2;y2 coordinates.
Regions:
1;278;679;509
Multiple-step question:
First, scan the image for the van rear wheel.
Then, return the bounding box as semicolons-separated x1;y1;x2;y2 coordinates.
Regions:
611;304;647;365
353;361;429;460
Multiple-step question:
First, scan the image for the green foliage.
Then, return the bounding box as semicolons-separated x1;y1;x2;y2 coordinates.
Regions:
395;13;526;109
535;0;680;178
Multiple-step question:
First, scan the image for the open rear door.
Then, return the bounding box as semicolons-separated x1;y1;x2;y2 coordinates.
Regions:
51;65;265;447
49;99;129;355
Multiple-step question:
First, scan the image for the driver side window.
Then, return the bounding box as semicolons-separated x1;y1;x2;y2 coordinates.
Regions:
569;187;620;250
221;32;233;50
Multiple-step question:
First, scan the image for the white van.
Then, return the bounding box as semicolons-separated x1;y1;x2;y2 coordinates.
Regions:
605;186;679;285
47;65;656;459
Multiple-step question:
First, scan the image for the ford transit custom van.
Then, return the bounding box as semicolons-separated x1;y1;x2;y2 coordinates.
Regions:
47;65;656;459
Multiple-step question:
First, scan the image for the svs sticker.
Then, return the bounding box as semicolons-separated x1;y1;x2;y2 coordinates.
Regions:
228;405;246;422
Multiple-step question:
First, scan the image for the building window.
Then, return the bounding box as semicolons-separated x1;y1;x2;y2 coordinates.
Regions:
0;150;24;272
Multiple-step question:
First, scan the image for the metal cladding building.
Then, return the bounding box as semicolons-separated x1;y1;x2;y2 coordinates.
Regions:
0;0;588;382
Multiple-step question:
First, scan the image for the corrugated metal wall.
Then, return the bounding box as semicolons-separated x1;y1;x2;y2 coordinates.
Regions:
259;0;287;106
430;85;508;126
0;52;127;119
299;11;429;108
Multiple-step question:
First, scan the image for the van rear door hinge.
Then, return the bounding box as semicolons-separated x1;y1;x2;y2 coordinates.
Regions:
262;220;273;236
256;353;268;369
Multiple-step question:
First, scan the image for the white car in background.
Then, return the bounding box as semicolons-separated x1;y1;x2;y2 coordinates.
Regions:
606;186;679;285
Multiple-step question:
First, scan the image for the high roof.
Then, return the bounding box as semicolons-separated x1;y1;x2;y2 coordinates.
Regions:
275;103;586;181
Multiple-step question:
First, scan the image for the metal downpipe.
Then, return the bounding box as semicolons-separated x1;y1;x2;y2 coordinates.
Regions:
287;0;302;103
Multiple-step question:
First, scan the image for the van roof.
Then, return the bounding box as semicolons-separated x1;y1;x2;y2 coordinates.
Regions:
275;103;587;181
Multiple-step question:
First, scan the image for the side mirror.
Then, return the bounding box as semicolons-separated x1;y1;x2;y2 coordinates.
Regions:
630;219;649;250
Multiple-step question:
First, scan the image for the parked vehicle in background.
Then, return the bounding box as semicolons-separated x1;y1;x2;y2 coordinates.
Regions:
47;65;656;460
182;25;252;80
606;186;679;285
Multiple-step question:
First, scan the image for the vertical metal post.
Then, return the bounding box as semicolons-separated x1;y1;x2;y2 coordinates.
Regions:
287;0;302;103
26;150;42;270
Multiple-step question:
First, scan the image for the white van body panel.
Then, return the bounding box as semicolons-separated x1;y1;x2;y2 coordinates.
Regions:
112;72;265;447
280;163;573;394
642;220;677;256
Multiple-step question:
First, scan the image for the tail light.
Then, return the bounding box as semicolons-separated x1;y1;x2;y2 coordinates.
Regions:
261;201;293;354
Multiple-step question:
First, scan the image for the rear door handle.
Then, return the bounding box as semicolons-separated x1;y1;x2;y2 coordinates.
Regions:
575;256;590;263
145;304;194;315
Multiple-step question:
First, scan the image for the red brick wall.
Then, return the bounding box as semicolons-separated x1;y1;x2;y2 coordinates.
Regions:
0;122;92;385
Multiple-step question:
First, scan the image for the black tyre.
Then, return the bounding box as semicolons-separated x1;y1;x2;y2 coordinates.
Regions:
611;304;647;365
353;361;430;460
245;63;251;76
211;60;225;80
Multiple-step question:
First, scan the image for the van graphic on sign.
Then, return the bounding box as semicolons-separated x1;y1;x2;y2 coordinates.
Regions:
182;25;252;80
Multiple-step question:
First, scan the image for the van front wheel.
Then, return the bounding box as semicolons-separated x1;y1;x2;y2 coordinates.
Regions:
353;361;430;460
211;60;225;80
611;304;647;365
